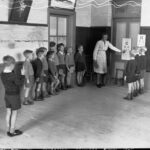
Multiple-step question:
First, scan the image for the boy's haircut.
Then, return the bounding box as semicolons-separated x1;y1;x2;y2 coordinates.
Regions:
39;47;47;51
57;43;64;49
23;50;33;56
47;51;55;58
77;44;83;49
36;47;44;55
50;42;56;48
3;55;15;64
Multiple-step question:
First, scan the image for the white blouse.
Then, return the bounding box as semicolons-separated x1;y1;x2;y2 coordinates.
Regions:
93;40;121;60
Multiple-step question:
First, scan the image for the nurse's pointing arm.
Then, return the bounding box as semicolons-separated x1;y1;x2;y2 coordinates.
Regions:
108;42;121;52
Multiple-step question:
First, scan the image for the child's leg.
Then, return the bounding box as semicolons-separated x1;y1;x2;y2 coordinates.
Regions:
67;71;71;86
81;71;85;85
6;108;11;132
50;82;55;94
42;82;49;97
23;87;30;104
10;110;18;133
124;83;133;100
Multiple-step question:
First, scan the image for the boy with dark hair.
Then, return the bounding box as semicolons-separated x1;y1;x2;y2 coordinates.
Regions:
22;50;34;105
124;49;137;100
65;47;75;88
47;51;60;95
40;47;50;98
75;45;86;86
1;55;24;137
57;43;67;90
32;48;44;101
139;47;147;94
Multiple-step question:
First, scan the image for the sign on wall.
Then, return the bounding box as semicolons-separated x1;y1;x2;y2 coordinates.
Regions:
121;38;131;60
137;34;146;47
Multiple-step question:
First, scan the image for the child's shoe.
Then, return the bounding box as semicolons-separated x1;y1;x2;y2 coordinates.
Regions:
124;93;133;101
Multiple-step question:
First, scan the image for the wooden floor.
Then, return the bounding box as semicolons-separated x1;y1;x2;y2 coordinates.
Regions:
0;84;150;148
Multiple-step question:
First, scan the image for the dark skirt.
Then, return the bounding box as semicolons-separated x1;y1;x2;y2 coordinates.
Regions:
58;64;67;74
126;76;136;83
5;94;21;110
76;62;86;72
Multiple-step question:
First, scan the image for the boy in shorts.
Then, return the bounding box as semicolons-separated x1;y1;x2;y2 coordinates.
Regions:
32;48;44;101
1;56;24;137
47;51;60;95
22;50;34;105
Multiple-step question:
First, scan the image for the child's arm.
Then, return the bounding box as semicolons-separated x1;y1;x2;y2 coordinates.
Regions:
35;60;42;81
65;55;70;71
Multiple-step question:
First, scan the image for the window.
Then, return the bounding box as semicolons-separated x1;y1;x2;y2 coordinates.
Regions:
49;16;67;46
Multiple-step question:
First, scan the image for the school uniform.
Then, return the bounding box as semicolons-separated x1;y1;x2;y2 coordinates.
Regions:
75;52;86;72
42;57;49;82
124;59;137;83
48;59;58;82
32;58;43;82
65;53;75;72
140;55;146;78
1;71;24;110
57;51;66;74
23;59;34;87
135;55;141;80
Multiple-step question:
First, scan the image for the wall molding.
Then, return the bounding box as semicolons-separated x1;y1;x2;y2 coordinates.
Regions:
0;21;48;27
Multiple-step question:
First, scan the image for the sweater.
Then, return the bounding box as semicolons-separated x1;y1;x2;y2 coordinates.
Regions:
65;53;75;67
23;59;34;79
32;58;43;79
1;71;24;95
48;60;57;76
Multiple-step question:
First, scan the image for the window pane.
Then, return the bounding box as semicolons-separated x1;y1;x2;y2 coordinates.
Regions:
129;22;140;48
116;22;126;50
50;37;57;44
58;18;67;36
58;37;66;46
50;16;57;36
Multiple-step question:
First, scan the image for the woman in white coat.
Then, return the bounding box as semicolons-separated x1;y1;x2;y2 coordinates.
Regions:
93;34;121;88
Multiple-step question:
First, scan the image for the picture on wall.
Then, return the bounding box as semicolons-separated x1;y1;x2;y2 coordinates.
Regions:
50;0;77;9
9;0;33;23
121;38;132;60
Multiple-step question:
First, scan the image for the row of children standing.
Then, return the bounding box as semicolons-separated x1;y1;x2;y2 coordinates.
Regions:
0;42;86;137
22;42;87;105
124;46;147;100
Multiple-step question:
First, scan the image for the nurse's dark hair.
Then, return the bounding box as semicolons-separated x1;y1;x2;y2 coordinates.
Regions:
77;44;83;50
3;55;15;64
102;32;108;37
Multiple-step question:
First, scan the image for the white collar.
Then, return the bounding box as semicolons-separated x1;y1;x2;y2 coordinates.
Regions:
59;51;64;55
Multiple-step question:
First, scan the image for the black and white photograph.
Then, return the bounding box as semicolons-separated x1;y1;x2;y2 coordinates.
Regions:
0;0;150;149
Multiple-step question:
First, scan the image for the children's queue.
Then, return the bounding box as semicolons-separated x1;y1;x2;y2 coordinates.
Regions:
0;42;86;137
124;46;147;100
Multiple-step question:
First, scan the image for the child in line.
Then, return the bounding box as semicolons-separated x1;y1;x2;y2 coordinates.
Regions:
65;47;75;88
134;47;141;96
75;45;86;86
139;47;147;94
57;43;66;90
32;48;44;101
47;51;60;95
124;49;137;100
22;50;34;105
41;47;50;98
49;42;59;70
1;56;24;137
